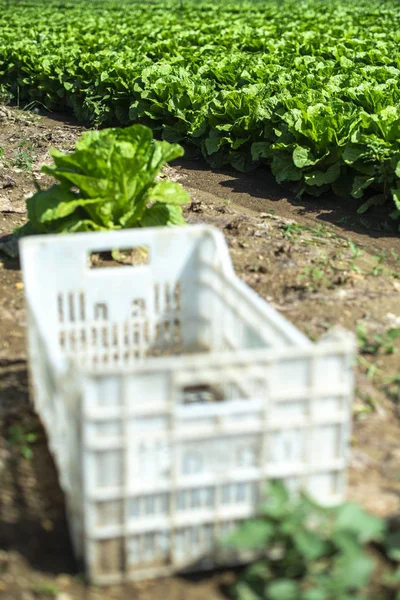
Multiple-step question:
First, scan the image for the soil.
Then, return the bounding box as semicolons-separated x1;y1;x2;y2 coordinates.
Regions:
0;105;399;599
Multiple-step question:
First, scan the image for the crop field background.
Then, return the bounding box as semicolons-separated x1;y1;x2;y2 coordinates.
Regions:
2;0;400;226
1;1;400;599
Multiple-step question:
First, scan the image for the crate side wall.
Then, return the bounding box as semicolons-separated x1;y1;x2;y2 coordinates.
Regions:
77;341;353;583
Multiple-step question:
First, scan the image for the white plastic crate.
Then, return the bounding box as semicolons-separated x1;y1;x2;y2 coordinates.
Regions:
20;225;355;585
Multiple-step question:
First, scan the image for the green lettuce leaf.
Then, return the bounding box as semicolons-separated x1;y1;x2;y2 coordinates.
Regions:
17;124;189;236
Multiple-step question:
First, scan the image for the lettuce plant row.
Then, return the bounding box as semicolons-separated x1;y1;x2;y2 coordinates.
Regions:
1;0;400;225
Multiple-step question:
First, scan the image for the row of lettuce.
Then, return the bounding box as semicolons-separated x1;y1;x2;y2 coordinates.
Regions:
1;0;400;226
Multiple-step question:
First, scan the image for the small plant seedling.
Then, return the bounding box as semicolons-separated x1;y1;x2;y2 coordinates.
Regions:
297;265;331;291
357;323;400;356
357;355;381;380
370;250;388;276
224;482;384;600
8;424;39;460
282;223;300;241
360;216;372;230
282;223;342;249
355;389;379;415
32;582;59;597
12;139;35;171
350;262;363;273
304;325;317;341
383;374;400;414
348;239;363;259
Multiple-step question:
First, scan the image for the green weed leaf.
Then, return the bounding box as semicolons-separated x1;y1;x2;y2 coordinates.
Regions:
224;519;275;550
334;503;385;542
265;580;299;600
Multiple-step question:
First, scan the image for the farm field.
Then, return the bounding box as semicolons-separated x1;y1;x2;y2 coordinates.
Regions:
2;0;400;226
0;105;400;600
0;0;400;597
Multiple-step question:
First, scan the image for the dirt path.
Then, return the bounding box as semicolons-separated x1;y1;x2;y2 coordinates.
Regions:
0;107;399;599
177;158;400;251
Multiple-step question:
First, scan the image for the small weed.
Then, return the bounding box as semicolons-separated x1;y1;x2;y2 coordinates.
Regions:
0;145;4;160
281;223;345;252
382;374;400;414
12;139;35;171
360;216;372;229
370;250;388;276
348;239;363;259
280;222;326;241
357;323;400;356
304;325;317;341
7;424;39;460
297;265;331;290
224;482;384;600
377;220;392;232
357;355;381;380
23;99;51;113
250;264;261;272
308;266;325;280
282;223;301;240
350;262;363;273
32;582;59;597
355;389;379;415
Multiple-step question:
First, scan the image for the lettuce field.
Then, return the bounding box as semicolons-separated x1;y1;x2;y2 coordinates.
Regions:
1;3;400;597
2;0;400;224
